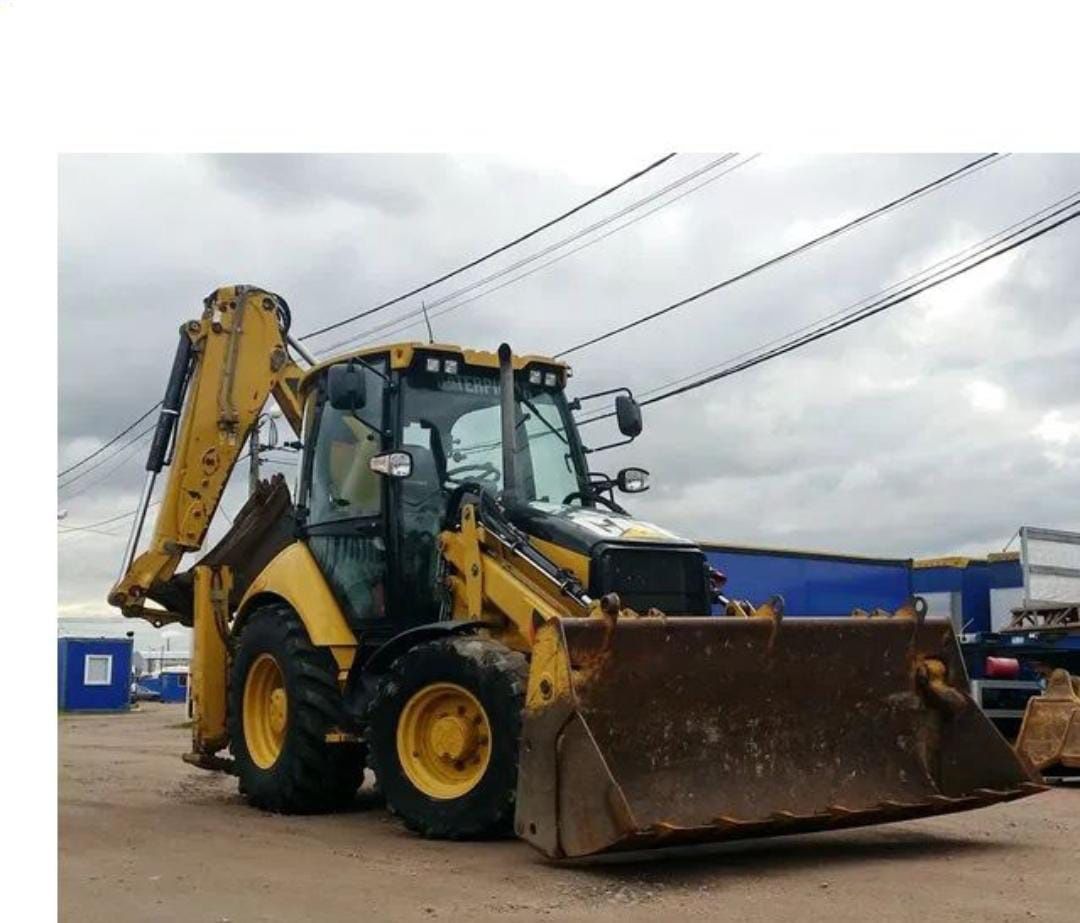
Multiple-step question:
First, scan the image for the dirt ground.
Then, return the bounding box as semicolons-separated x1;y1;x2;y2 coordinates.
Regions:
60;704;1078;922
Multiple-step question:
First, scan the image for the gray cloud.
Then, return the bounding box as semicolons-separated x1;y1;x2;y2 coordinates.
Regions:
59;153;1080;614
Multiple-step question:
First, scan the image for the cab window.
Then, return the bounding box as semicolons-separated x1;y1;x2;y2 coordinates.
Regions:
306;362;386;523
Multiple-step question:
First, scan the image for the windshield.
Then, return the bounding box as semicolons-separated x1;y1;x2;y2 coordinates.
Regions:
400;366;584;506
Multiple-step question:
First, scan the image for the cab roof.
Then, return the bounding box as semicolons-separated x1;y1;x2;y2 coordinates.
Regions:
299;341;569;393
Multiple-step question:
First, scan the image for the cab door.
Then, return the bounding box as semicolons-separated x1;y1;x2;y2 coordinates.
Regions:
298;361;390;633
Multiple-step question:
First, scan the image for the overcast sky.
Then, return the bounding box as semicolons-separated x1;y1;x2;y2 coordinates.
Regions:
58;153;1080;618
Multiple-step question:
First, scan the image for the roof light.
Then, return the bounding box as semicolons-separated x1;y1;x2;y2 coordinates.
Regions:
544;372;558;387
528;369;542;385
425;357;441;373
444;359;459;375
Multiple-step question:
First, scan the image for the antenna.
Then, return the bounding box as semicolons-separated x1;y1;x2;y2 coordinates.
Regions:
421;299;435;344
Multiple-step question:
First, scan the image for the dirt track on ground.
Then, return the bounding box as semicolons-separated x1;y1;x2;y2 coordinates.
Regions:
60;704;1078;922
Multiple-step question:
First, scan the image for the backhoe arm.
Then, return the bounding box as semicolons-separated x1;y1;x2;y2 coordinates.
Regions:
108;285;308;621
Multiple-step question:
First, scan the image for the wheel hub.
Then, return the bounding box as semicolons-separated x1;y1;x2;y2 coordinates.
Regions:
397;682;492;799
243;653;288;769
268;688;288;735
430;714;476;762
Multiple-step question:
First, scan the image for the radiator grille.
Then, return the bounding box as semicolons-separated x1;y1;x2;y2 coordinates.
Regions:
590;545;709;615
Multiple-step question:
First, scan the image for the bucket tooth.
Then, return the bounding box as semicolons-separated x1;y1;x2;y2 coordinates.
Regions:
1015;669;1080;771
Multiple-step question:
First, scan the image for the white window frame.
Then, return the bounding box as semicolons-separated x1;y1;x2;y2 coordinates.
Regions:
84;653;113;687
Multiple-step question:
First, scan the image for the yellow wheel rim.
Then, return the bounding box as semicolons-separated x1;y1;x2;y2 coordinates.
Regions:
396;682;492;800
244;653;288;769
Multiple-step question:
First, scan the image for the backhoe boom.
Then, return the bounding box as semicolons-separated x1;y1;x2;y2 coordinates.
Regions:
109;285;306;624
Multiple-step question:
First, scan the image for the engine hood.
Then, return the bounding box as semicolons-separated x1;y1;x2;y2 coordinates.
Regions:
507;501;698;557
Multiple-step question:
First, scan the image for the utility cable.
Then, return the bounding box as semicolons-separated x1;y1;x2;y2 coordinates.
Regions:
322;154;760;354
58;422;156;497
555;154;1007;359
58;500;163;535
318;154;752;355
58;421;158;491
299;153;679;342
580;194;1080;423
58;402;162;478
632;188;1080;403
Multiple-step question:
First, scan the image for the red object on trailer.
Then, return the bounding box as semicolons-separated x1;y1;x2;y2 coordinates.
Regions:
985;656;1021;679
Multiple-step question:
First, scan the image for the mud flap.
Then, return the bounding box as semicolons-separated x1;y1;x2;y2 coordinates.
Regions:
1015;669;1080;771
515;614;1044;859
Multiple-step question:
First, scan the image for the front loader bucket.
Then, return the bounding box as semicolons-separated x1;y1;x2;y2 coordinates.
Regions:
1015;669;1080;772
515;612;1043;859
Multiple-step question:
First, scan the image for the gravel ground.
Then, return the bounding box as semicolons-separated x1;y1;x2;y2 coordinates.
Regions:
60;703;1078;922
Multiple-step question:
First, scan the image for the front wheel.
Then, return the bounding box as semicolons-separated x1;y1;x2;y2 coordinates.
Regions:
367;636;527;838
228;602;365;813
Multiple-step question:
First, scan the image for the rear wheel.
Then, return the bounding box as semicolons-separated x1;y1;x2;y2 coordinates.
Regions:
367;636;527;838
228;602;364;812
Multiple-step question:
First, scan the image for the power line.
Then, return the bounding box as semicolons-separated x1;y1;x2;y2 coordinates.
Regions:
58;402;161;478
321;154;760;355
298;153;678;342
58;500;162;535
58;421;157;491
580;193;1080;422
317;153;747;354
631;188;1080;403
61;448;256;538
59;422;156;497
555;153;1007;359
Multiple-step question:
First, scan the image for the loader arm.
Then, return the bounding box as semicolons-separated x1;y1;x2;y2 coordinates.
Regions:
108;285;308;623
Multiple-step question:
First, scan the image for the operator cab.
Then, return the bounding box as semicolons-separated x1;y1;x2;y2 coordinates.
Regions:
296;345;629;640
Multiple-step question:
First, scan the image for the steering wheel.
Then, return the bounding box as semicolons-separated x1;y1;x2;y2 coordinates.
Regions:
561;490;621;511
445;462;500;486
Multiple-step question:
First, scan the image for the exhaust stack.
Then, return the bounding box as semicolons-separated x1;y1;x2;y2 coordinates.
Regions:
497;342;519;505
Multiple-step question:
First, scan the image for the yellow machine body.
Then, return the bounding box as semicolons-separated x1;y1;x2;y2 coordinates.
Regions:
234;541;357;670
110;283;1044;861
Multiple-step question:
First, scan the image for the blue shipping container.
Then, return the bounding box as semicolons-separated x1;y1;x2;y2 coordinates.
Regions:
58;637;133;712
911;558;993;633
160;668;189;703
700;543;913;616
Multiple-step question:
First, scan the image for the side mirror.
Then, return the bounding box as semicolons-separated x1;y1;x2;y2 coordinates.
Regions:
615;394;643;438
369;451;413;479
328;363;368;411
616;467;649;493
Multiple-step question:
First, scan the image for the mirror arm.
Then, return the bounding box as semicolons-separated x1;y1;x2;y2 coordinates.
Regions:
568;386;632;412
583;435;635;454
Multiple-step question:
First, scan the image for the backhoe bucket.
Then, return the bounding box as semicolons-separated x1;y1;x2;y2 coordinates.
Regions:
1015;669;1080;772
515;612;1043;859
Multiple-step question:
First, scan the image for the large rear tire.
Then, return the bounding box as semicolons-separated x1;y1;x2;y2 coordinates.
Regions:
367;636;527;839
228;602;364;813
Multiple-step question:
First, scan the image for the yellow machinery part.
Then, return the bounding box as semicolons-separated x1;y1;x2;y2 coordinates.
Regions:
439;504;588;653
243;653;289;770
1015;669;1080;771
528;536;590;587
235;541;357;673
396;682;493;799
110;286;305;616
515;612;1044;859
190;565;230;753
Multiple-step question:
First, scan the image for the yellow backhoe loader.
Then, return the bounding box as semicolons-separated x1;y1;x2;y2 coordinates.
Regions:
109;284;1042;859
